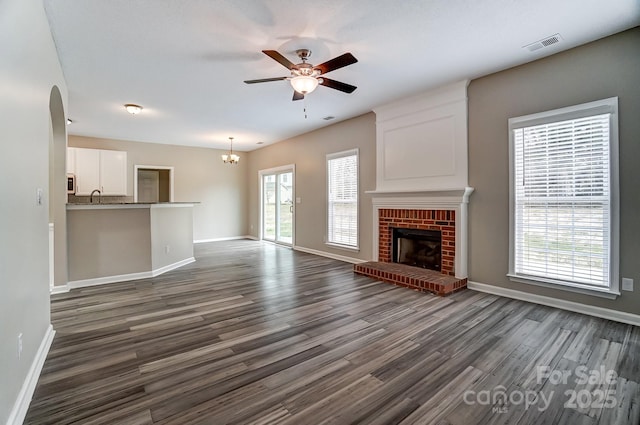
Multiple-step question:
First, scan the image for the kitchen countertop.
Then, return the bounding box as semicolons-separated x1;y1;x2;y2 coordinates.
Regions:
67;202;198;210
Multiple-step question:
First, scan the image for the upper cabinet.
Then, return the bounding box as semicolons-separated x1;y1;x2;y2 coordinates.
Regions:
74;148;100;195
69;147;128;196
99;150;127;195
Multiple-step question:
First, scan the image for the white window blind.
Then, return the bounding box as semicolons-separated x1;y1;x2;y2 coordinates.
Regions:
327;150;358;248
513;112;612;288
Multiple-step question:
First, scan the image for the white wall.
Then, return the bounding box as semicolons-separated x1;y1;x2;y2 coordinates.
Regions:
0;0;68;422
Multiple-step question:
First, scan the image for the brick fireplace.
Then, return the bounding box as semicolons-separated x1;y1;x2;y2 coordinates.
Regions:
355;81;473;296
378;208;455;276
354;190;473;296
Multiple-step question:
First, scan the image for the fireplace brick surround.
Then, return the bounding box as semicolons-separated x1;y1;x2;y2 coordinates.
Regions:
378;208;456;276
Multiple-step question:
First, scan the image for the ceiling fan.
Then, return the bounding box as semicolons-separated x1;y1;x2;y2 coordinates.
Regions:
244;49;358;101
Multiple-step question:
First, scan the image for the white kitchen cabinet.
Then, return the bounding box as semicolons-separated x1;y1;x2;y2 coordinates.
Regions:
99;149;127;195
74;148;100;195
73;148;127;196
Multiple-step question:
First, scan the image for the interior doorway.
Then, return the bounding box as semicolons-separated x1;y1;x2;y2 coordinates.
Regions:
134;165;174;202
48;85;68;292
260;165;295;246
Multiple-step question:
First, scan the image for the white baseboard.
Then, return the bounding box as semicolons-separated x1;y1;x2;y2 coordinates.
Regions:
151;257;195;277
68;271;153;289
67;257;196;290
194;236;257;243
7;324;55;425
50;284;70;295
468;281;640;327
293;245;369;265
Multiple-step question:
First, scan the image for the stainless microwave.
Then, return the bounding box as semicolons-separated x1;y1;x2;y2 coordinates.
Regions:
67;174;76;194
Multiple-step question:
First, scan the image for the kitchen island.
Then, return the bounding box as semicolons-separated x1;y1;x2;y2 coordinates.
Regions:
67;203;196;288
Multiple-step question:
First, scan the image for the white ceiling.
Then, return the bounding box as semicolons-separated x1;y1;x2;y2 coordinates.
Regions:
44;0;640;152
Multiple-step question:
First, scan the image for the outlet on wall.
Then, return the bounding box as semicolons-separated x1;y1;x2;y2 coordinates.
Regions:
622;278;634;292
18;333;23;359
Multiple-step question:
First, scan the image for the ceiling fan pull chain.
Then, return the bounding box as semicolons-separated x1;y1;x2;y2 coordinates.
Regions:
303;97;308;119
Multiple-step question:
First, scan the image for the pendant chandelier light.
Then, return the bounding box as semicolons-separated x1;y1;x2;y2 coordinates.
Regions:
221;137;240;164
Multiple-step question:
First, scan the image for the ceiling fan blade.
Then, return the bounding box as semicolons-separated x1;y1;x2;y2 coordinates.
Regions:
244;77;288;84
262;50;296;70
319;78;357;93
292;91;304;101
314;53;358;75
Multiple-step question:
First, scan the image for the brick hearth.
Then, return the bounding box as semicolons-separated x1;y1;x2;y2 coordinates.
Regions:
354;262;467;296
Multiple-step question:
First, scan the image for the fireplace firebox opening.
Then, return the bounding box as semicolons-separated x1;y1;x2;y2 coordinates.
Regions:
392;228;442;272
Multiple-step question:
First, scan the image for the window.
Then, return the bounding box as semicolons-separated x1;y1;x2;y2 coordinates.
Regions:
327;149;359;249
508;98;619;297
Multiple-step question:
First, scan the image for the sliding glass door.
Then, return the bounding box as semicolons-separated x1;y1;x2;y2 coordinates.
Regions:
261;166;294;246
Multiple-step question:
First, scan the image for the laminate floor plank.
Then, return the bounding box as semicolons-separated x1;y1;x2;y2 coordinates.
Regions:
25;240;640;424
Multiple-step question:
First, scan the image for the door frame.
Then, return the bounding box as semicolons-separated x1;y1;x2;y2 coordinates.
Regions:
133;165;175;202
259;164;296;246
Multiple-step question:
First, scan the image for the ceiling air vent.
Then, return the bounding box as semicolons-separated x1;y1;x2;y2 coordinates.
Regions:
323;116;335;121
524;33;563;52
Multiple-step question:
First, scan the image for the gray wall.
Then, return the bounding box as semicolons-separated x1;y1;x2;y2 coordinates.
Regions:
0;0;68;422
468;27;640;314
68;205;195;281
69;136;248;241
150;206;194;271
67;208;152;280
246;113;376;261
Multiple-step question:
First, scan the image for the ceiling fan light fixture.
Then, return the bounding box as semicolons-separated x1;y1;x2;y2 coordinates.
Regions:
290;75;319;94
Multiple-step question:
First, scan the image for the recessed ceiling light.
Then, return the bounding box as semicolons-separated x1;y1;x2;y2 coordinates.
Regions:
256;141;264;145
124;104;143;115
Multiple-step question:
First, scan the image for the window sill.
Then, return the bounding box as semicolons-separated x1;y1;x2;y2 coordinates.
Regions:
507;273;620;300
325;242;360;253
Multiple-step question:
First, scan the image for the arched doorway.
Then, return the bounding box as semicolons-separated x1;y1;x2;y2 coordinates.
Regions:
49;86;68;290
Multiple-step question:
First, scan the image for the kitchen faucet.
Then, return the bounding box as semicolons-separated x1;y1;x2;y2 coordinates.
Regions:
90;189;101;204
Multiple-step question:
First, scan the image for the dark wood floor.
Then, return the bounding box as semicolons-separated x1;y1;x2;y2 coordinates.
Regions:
26;240;640;424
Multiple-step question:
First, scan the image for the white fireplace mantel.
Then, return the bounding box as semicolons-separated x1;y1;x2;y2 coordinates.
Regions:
371;187;474;279
367;187;474;207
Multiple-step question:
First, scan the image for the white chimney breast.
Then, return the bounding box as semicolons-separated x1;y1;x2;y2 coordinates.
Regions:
383;115;456;180
373;80;469;192
369;81;473;277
